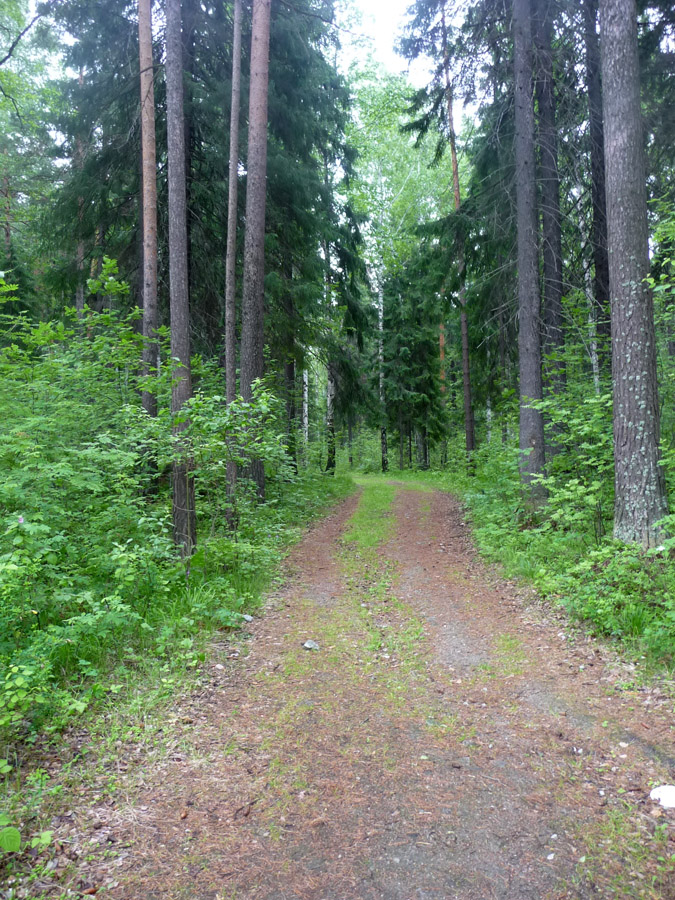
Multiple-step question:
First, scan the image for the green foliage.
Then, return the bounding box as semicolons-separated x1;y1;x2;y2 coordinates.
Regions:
0;291;355;739
0;824;21;853
557;543;675;652
0;809;52;855
534;391;614;543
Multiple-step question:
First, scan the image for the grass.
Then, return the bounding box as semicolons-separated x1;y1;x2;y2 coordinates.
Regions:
571;800;675;898
342;476;398;547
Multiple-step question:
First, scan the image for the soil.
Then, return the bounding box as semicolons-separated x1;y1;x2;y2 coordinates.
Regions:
19;485;675;899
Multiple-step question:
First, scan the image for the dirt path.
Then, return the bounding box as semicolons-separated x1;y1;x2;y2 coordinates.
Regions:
40;483;675;899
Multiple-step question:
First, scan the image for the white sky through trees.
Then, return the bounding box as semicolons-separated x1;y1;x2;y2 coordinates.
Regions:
338;0;433;86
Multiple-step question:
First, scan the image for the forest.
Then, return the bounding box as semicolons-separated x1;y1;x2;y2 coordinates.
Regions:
0;0;674;891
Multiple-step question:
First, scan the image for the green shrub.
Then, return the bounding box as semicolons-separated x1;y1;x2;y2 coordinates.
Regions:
0;276;354;739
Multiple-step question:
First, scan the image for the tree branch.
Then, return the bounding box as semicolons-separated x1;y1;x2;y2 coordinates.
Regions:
0;81;24;124
0;12;42;68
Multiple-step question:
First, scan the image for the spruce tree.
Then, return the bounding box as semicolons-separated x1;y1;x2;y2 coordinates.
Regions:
513;0;546;499
240;0;271;498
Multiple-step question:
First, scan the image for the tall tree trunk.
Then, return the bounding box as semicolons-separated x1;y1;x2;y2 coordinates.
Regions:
285;352;297;471
2;175;10;264
325;368;336;474
599;0;668;546
534;0;565;395
166;0;196;556
225;0;242;405
586;281;601;397
378;282;388;473
439;321;447;465
302;367;309;462
138;0;158;417
399;409;404;470
498;303;508;445
75;68;85;317
225;0;242;510
182;0;197;310
75;238;85;314
513;0;546;500
460;305;475;456
240;0;271;499
580;213;602;394
442;8;475;463
584;0;611;367
282;266;298;471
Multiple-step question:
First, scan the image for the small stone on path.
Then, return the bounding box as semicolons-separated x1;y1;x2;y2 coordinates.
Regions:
649;785;675;808
303;640;320;651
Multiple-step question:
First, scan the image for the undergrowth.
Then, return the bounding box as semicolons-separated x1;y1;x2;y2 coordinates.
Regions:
0;289;354;747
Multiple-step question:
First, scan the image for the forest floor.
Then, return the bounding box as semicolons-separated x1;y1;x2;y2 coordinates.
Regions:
10;478;675;900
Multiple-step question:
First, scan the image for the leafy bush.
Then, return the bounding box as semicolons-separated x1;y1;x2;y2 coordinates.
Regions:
556;543;675;655
0;278;354;739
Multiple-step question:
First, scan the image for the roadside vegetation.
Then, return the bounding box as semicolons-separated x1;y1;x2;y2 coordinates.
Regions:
0;294;353;748
341;436;675;670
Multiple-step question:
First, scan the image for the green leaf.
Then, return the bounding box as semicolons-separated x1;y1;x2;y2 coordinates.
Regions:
30;830;53;849
0;826;21;853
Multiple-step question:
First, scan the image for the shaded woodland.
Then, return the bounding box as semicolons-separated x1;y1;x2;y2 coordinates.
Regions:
0;0;674;747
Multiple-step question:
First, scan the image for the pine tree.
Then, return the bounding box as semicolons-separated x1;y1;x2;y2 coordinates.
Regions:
166;0;196;554
599;0;668;546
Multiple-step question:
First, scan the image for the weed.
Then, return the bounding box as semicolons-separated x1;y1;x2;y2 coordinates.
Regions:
572;800;675;898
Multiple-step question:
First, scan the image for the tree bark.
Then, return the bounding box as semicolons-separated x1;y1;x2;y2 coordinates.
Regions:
225;0;242;410
599;0;668;547
325;368;336;474
439;321;447;465
498;302;508;444
138;0;158;417
2;173;10;264
399;409;404;470
240;0;271;499
442;8;475;463
285;356;297;471
533;0;565;395
182;0;197;310
75;68;85;317
166;0;196;556
378;282;388;473
224;0;242;512
513;0;546;500
579;213;602;394
302;367;309;461
584;0;611;367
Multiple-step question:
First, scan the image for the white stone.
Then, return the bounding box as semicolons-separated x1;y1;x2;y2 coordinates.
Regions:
650;785;675;809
